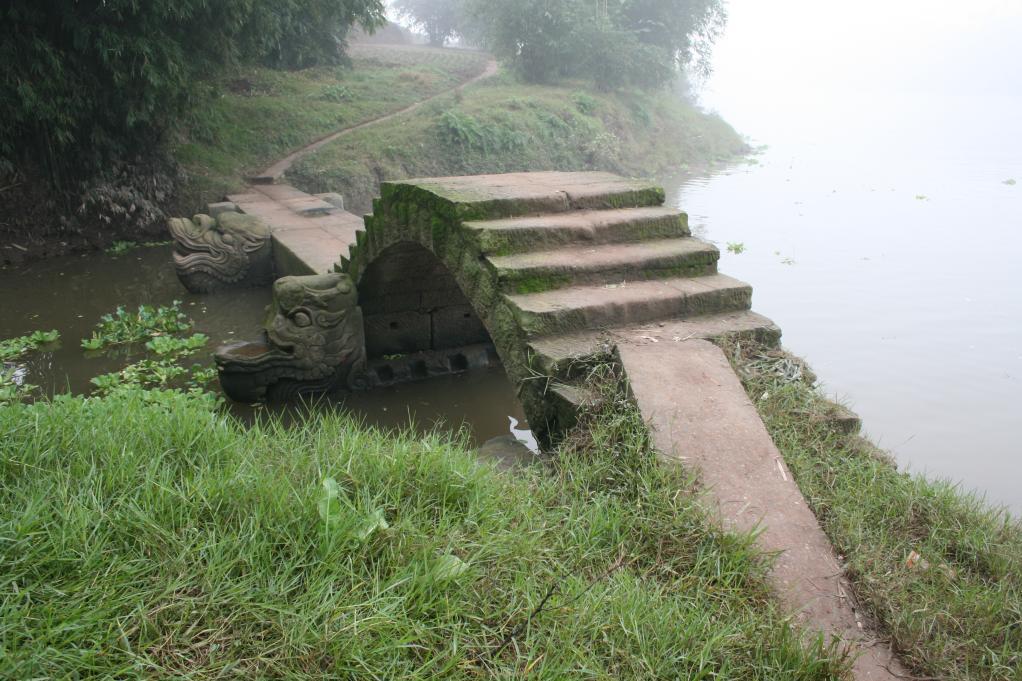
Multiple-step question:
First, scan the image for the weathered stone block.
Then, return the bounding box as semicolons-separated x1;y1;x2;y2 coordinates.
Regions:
431;304;489;349
359;291;422;315
206;201;239;217
365;311;431;356
315;192;345;211
420;284;470;310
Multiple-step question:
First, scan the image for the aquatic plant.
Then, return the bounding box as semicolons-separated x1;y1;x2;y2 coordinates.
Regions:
91;333;212;395
105;240;137;256
0;329;59;361
81;302;191;350
145;333;208;356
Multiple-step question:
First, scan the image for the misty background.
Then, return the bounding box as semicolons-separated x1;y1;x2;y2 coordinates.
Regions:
673;0;1022;510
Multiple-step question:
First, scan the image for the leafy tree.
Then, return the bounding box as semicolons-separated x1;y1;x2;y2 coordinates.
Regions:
0;0;385;186
242;0;388;69
461;0;725;87
394;0;464;46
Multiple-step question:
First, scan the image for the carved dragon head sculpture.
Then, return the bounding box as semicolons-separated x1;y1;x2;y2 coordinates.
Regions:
168;212;273;293
214;273;368;402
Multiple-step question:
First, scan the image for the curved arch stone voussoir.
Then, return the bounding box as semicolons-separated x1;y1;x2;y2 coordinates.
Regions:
168;211;273;293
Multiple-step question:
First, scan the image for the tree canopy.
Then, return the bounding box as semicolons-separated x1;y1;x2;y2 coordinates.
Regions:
393;0;462;46
393;0;725;88
461;0;726;87
0;0;385;184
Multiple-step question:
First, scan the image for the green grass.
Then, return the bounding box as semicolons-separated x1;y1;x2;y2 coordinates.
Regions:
0;379;848;678
724;340;1022;680
170;43;745;218
171;45;491;212
286;72;747;214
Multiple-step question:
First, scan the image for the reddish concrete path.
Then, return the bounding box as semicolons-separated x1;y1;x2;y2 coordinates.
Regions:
619;339;906;681
249;50;499;185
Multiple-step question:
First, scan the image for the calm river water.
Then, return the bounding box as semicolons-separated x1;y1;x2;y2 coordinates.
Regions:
669;0;1022;513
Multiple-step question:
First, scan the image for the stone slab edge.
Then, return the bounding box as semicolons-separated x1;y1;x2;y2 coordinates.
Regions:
617;339;906;681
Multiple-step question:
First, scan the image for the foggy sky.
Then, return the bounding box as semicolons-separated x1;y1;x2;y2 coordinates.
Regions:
708;0;1022;99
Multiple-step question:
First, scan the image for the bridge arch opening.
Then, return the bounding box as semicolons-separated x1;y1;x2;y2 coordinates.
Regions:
356;241;496;386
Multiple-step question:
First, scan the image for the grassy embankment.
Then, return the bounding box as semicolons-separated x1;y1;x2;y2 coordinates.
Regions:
171;45;492;212
0;380;847;679
170;44;746;216
724;340;1022;681
286;71;745;214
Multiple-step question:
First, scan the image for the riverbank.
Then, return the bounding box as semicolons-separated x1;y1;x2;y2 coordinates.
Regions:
725;338;1022;680
2;43;744;267
5;343;1019;678
2;287;1020;676
284;71;746;214
171;44;495;215
178;44;746;216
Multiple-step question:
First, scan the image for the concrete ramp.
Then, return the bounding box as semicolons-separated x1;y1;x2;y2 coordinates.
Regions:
619;339;903;680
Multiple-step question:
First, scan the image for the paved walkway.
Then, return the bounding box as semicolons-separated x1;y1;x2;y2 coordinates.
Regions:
224;47;499;278
227;184;362;275
249;51;498;185
620;340;905;680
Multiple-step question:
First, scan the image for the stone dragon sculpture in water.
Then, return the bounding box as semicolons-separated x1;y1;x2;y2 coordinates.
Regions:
168;212;273;293
214;273;369;402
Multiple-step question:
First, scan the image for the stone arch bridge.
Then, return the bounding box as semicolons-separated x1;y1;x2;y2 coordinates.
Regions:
170;171;904;678
171;171;778;444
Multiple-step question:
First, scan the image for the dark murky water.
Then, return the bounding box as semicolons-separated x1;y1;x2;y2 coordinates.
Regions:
0;245;531;447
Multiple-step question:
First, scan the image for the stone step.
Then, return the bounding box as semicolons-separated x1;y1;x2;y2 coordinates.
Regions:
384;171;665;222
545;380;603;433
466;206;688;255
282;196;339;217
489;237;717;292
506;273;752;337
526;310;781;379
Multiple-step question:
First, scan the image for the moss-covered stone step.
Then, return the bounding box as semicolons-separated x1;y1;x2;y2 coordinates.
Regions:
466;206;688;256
544;380;603;433
382;171;665;223
525;310;781;380
506;273;753;337
488;237;718;292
